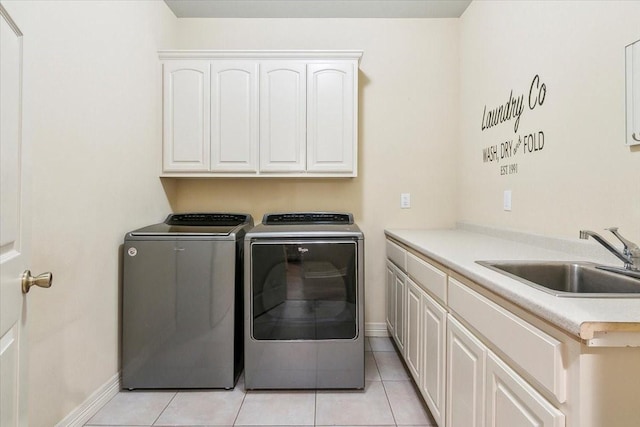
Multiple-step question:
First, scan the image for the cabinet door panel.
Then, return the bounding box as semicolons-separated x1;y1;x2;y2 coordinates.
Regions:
486;353;565;427
421;293;447;427
260;62;306;172
406;279;421;380
386;263;396;335
307;63;356;173
447;317;486;427
163;61;210;171
626;40;640;146
393;271;406;354
211;61;258;172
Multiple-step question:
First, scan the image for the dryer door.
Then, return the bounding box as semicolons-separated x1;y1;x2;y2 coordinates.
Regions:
250;239;358;340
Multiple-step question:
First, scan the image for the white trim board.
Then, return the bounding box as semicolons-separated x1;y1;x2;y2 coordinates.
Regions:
365;322;389;337
55;373;120;427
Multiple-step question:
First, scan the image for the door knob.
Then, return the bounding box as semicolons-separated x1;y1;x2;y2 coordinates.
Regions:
21;270;53;294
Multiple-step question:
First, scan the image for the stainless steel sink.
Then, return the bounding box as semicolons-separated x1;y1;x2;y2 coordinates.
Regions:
476;261;640;297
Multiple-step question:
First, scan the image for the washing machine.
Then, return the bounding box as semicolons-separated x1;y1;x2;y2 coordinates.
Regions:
244;212;364;389
122;212;253;389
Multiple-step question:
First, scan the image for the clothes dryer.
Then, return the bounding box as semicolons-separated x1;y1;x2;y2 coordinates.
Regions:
244;212;364;389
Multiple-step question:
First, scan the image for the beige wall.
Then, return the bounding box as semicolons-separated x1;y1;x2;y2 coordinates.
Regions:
458;1;640;240
172;19;460;327
7;1;638;425
2;1;177;425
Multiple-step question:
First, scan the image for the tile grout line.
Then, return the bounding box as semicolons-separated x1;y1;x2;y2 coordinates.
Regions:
232;382;249;426
372;342;401;427
314;388;318;427
151;391;178;426
380;380;400;427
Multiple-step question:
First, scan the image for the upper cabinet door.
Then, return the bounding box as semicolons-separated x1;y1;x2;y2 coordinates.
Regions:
306;62;356;174
259;61;307;172
626;40;640;146
163;61;210;171
210;61;259;172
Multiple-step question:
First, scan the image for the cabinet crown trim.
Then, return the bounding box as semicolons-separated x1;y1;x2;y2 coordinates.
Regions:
158;50;364;61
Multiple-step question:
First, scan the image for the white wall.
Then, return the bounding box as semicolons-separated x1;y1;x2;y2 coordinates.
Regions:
458;1;640;240
1;1;177;425
172;18;460;329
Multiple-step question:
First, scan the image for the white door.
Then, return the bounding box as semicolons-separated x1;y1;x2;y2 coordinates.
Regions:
0;5;27;425
1;6;50;426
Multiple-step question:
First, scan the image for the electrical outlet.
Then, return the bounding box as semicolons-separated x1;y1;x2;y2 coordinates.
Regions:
401;193;411;209
503;190;512;211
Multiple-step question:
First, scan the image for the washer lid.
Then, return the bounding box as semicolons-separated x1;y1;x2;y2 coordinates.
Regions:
129;213;252;236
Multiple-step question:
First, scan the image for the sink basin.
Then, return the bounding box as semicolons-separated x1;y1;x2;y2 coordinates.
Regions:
476;261;640;297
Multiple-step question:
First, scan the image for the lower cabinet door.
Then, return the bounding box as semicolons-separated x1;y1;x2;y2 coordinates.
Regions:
405;278;422;381
420;291;447;427
386;262;396;336
393;270;406;354
447;316;486;427
485;352;565;427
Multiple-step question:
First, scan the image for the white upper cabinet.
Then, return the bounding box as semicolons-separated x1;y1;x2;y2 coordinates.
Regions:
626;39;640;146
210;61;259;172
307;62;356;173
163;60;210;172
260;61;307;172
160;51;363;177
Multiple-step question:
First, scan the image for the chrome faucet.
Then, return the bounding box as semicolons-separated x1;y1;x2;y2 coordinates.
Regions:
579;227;640;272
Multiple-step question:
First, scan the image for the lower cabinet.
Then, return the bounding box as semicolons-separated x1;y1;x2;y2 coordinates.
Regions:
446;316;485;427
418;286;447;427
386;238;566;427
486;352;565;427
405;278;422;379
386;261;405;355
403;276;447;427
386;263;396;337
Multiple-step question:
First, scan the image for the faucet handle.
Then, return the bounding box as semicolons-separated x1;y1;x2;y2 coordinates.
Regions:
606;227;640;254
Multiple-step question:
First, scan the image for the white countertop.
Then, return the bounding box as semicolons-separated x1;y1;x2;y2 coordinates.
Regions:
385;227;640;341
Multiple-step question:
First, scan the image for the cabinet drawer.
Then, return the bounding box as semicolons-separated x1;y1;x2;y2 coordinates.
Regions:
407;253;447;304
386;240;407;271
448;277;566;403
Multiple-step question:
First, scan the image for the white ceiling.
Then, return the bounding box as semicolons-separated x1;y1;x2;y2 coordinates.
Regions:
164;0;473;19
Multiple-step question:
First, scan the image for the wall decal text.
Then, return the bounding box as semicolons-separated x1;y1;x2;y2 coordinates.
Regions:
481;75;547;175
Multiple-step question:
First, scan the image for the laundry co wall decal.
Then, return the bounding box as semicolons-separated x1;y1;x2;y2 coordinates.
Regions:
481;74;547;176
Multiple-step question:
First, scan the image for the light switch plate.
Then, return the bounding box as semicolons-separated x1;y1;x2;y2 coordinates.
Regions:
504;190;512;211
401;193;411;209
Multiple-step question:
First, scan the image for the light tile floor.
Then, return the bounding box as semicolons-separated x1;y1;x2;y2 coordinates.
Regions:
85;337;436;427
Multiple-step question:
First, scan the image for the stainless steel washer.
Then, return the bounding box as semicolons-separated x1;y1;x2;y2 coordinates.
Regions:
122;213;253;389
244;212;364;389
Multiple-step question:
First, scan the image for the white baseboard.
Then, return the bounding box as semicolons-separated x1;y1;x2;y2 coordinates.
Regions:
365;322;389;337
56;372;120;427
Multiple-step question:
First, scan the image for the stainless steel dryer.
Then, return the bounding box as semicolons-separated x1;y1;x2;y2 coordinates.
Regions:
244;212;364;389
122;213;253;389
